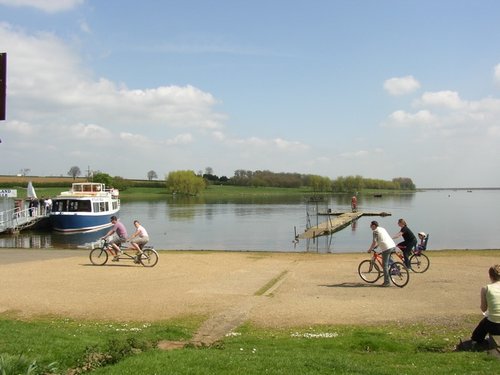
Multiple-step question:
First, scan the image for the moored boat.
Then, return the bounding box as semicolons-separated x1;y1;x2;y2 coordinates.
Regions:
50;182;120;233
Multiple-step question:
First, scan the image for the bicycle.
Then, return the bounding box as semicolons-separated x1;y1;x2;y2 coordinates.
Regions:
395;244;430;273
358;250;410;288
89;239;159;267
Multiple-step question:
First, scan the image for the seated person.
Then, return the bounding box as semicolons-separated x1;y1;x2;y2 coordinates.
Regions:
416;232;428;253
470;265;500;349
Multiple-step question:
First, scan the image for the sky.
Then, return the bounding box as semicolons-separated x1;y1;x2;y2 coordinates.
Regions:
1;0;500;188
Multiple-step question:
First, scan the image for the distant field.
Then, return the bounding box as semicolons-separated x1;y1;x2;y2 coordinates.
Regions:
0;175;85;184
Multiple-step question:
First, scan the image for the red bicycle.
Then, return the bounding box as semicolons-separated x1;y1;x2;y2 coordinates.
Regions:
358;250;410;287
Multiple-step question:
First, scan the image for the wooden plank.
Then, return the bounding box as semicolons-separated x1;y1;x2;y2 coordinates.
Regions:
298;212;363;239
297;211;391;240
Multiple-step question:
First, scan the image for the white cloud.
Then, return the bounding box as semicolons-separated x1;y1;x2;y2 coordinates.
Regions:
495;64;500;84
339;150;369;159
274;137;308;150
70;123;112;140
4;120;36;136
0;23;226;130
386;109;436;127
417;91;464;110
383;75;420;96
165;133;194;145
79;19;91;34
0;0;83;13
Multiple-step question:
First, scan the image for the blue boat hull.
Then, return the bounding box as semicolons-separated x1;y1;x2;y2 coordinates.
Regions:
50;212;117;233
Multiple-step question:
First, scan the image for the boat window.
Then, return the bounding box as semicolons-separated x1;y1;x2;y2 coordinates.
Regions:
53;200;67;212
68;200;92;212
93;202;100;212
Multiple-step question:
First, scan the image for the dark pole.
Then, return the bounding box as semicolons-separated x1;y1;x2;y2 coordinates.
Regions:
0;52;6;121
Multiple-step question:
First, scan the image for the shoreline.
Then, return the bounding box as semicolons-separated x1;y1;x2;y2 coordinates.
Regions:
0;249;498;327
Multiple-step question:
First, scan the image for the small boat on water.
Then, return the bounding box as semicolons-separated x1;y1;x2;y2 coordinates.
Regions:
50;182;120;233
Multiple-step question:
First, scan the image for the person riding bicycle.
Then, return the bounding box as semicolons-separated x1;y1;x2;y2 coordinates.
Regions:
102;215;128;261
367;221;396;287
127;220;149;263
392;218;417;269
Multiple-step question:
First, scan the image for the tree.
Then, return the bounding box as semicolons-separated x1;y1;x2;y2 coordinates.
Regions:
19;168;30;176
67;166;81;180
147;170;158;181
308;175;332;192
166;170;206;195
92;172;112;186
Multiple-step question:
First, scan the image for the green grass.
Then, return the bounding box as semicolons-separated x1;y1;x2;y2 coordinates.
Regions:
0;314;198;374
1;314;499;374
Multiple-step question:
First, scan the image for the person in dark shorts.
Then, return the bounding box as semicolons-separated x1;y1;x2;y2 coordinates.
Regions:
392;218;417;268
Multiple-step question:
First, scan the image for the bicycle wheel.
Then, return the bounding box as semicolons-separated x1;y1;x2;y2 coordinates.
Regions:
139;249;159;267
89;248;108;266
389;261;410;288
409;253;430;273
358;259;382;283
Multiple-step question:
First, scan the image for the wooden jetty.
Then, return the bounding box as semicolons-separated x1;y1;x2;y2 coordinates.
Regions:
297;211;391;240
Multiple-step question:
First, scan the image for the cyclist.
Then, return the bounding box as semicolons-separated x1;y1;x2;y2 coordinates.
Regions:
102;215;128;261
127;220;149;263
392;218;417;268
367;220;396;287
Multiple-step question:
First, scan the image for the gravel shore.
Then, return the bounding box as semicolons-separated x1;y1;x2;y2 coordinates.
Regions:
0;249;497;329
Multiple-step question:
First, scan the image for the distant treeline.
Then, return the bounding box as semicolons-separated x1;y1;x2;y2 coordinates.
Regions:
0;171;415;193
203;170;415;192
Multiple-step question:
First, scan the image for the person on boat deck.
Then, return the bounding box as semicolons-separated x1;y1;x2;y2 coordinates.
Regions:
102;215;128;261
127;220;149;258
392;218;417;269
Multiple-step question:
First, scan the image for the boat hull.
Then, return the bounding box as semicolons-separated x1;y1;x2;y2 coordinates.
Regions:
50;211;118;233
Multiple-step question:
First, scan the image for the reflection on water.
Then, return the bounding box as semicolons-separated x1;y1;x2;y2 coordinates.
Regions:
0;232;53;249
1;190;499;253
0;227;109;249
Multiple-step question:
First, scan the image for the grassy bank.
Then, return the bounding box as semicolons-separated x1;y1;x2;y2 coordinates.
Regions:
1;313;499;374
9;184;321;200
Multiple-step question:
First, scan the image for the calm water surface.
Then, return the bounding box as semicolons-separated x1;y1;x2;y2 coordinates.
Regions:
1;190;499;252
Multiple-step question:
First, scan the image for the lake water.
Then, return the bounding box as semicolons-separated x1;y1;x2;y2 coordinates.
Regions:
1;189;499;253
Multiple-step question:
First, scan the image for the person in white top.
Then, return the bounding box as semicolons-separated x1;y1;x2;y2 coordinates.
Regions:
367;220;396;287
127;220;149;260
471;264;500;348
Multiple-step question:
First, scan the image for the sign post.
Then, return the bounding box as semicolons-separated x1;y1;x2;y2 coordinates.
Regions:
0;52;5;121
0;189;17;198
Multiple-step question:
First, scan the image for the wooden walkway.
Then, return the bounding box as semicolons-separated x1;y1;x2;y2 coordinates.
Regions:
297;211;391;240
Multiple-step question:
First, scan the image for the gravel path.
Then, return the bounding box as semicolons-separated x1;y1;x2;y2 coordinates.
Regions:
0;249;497;345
